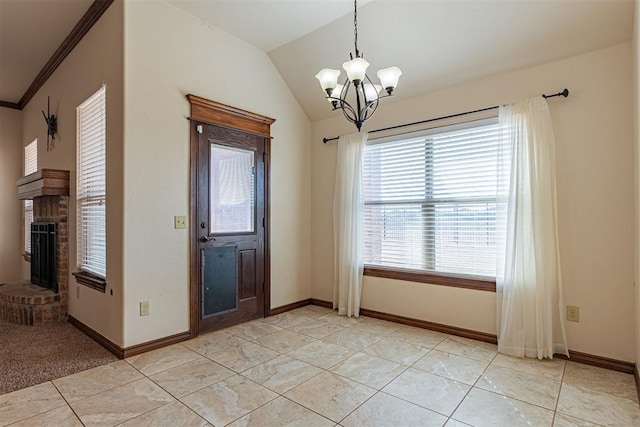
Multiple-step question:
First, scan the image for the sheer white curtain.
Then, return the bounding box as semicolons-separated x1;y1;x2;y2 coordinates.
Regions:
333;132;368;317
496;97;569;359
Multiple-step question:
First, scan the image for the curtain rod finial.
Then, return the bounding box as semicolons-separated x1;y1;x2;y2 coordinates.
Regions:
543;88;569;99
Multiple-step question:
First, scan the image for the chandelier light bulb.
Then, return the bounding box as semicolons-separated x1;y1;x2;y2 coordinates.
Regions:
315;69;341;93
363;83;382;101
377;67;402;94
342;57;369;83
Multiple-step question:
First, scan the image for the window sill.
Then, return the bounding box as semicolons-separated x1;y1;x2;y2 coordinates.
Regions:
23;253;31;262
73;271;107;293
363;266;496;292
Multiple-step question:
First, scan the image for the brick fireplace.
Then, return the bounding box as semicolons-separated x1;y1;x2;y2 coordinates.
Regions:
0;169;70;325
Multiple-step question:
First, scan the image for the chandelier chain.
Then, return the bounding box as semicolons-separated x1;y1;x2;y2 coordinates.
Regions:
353;0;358;55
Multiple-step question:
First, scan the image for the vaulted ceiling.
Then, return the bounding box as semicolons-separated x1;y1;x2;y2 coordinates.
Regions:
0;0;634;121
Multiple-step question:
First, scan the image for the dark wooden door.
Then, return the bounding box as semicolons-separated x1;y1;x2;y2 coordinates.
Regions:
196;122;266;333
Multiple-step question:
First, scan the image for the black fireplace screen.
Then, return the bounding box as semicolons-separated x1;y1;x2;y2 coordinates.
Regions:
31;222;57;293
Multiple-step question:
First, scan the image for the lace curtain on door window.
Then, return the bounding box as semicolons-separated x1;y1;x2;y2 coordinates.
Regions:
210;146;254;233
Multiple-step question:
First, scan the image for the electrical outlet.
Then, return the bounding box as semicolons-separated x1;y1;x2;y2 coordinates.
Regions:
76;287;80;299
174;216;187;229
140;301;150;316
566;305;579;322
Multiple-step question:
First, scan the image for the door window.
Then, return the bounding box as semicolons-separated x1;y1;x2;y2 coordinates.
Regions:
209;144;255;234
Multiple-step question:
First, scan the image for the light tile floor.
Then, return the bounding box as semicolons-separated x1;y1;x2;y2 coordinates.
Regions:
2;306;639;426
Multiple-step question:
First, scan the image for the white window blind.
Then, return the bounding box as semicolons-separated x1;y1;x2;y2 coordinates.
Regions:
363;119;499;278
76;86;106;278
24;140;37;254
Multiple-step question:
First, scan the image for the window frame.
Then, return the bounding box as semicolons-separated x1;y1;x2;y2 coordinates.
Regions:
362;119;498;292
23;139;37;259
363;266;495;291
73;85;107;292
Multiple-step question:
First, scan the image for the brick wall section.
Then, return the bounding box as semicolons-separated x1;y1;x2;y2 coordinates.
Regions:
0;195;69;325
0;295;66;325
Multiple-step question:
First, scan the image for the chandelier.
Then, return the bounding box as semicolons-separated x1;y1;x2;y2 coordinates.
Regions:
315;0;402;131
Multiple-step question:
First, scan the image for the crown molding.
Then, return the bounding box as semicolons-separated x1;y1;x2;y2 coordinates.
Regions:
0;0;115;110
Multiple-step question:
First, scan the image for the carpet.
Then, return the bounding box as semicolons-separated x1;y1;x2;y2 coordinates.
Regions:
0;318;118;395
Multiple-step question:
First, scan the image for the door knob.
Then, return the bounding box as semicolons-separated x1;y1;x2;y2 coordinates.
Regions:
200;236;212;243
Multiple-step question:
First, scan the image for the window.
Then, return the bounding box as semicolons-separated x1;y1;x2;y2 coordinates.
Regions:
76;86;106;282
363;119;499;287
210;144;255;233
24;139;37;255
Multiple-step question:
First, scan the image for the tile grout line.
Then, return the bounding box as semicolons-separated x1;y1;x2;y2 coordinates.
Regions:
328;352;411;392
47;362;156;421
374;388;455;420
550;359;568;426
103;353;206;425
124;342;206;377
49;381;77;417
8;381;75;426
445;348;500;425
237;360;326;396
68;367;177;426
554;362;615;427
335;387;380;426
216;380;281;427
142;359;236;423
279;394;338;425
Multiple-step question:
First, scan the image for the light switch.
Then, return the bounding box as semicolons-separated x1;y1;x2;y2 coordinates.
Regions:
174;216;187;229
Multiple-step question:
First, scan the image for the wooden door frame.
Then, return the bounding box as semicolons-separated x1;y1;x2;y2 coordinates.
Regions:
187;94;275;338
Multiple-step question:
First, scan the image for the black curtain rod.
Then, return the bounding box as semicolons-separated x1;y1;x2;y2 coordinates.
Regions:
322;88;569;143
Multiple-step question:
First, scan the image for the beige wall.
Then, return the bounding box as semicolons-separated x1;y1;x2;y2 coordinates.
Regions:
311;42;635;362
20;1;124;345
0;107;25;283
122;0;311;347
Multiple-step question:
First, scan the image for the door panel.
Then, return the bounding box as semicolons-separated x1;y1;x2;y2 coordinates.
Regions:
197;123;266;333
239;250;257;300
202;246;237;316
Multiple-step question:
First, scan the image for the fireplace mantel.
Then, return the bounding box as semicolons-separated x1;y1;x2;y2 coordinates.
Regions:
17;169;70;200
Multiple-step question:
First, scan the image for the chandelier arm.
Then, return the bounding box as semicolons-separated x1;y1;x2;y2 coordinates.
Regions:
355;73;378;127
342;106;358;125
341;78;351;99
327;88;358;122
335;79;359;124
339;99;358;123
325;95;356;118
361;100;379;123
